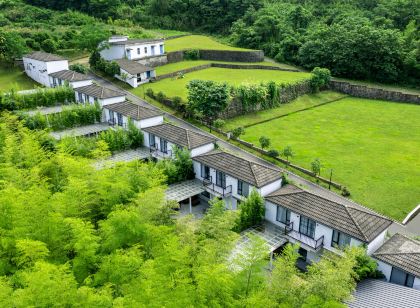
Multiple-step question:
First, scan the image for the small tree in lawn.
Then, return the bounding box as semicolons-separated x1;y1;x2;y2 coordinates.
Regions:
282;145;294;164
212;119;225;131
236;190;265;231
259;136;270;150
187;79;230;126
311;158;322;179
231;127;245;139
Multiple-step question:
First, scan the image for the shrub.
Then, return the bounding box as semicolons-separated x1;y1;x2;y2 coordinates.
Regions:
311;158;322;177
231;127;244;139
282;145;294;162
212;119;225;130
267;149;279;158
259;136;270;149
145;88;155;99
354;250;384;281
341;187;351;197
236;83;268;111
310;67;331;92
157;147;195;184
184;49;200;60
156;91;166;103
69;63;88;74
235;190;265;231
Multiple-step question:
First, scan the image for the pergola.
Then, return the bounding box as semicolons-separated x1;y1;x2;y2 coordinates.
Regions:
93;147;150;169
231;222;288;269
165;179;205;213
26;105;63;116
50;123;111;140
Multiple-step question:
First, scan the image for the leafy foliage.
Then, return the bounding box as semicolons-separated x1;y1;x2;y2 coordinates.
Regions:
236;190;265;231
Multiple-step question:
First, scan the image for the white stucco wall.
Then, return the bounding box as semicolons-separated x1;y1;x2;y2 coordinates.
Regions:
190;143;215;157
258;180;282;197
366;229;387;256
100;45;126;61
116;68;156;88
104;108;163;130
23;58;68;87
70;79;93;89
414;277;420;290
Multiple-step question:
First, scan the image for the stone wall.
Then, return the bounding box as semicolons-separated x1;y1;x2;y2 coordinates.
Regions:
155;64;212;81
211;63;300;72
329;80;420;104
167;51;185;63
137;54;168;67
199;49;264;62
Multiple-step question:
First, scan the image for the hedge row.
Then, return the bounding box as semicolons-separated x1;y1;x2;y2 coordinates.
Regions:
20;103;102;131
0;86;75;111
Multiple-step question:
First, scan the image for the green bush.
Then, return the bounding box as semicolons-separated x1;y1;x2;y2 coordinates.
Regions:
98;121;144;153
231;127;244;139
69;63;88;74
145;88;155;99
0;87;76;111
156;91;166;103
184;49;200;60
310;67;331;92
235;190;265;231
267;149;280;158
235;83;268;111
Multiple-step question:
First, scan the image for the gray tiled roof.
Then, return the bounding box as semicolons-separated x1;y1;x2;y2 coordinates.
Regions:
49;70;91;82
115;59;154;75
104;101;162;121
23;51;65;62
143;123;215;150
110;38;164;46
373;233;420;277
266;185;392;243
75;84;125;99
193;150;282;188
347;279;420;308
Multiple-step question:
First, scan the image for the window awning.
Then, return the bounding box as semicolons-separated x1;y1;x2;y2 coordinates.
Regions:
165;179;205;202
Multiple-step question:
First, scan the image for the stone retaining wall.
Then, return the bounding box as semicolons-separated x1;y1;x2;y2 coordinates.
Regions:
211;63;300;72
167;51;185;63
329;80;420;104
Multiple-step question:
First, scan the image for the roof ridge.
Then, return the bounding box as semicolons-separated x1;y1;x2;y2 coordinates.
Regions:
101;87;104;98
345;207;368;242
249;162;259;187
267;189;305;198
185;130;191;148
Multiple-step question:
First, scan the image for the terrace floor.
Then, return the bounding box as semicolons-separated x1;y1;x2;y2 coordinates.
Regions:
93;147;150;169
50;122;111;140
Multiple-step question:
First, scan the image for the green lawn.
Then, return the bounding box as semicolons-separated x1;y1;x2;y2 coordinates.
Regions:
241;97;420;221
0;64;39;92
155;60;298;75
165;35;252;52
135;67;311;100
223;91;348;131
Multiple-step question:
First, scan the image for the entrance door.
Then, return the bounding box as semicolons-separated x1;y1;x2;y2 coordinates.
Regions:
151;46;155;56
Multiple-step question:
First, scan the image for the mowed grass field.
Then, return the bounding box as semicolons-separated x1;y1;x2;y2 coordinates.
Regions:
165;35;252;52
135;67;311;100
0;65;38;92
241;97;420;221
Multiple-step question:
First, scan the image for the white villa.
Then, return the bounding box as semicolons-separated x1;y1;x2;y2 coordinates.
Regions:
99;36;165;62
103;101;163;129
373;233;420;290
74;84;126;107
23;51;92;88
193;150;283;210
115;59;156;88
142;123;216;159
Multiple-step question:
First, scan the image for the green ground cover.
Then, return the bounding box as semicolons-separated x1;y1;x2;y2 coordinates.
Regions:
0;64;39;92
240;97;420;221
155;60;297;75
222;91;347;131
135;67;311;100
165;35;252;52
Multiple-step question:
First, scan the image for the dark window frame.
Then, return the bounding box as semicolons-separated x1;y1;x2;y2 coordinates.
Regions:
117;113;123;126
149;133;155;147
331;230;351;249
216;170;226;188
237;180;249;197
390;267;415;288
160;138;168;153
201;164;210;180
299;216;316;239
276;206;291;224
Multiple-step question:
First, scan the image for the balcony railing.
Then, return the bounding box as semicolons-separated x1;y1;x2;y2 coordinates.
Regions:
284;221;324;250
202;176;232;197
150;144;172;158
108;119;127;128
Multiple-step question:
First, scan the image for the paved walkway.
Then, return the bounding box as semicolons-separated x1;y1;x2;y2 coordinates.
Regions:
88;73;419;236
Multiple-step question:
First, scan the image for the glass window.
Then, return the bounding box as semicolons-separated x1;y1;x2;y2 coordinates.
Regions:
78;92;83;102
276;206;291;224
390;267;415;288
216;170;226;188
108;110;114;123
117;113;123;126
237;180;249;196
201;164;210;180
331;230;351;249
149;133;155;147
137;48;141;54
144;47;148;54
299;216;316;239
160;139;168;153
160;44;164;54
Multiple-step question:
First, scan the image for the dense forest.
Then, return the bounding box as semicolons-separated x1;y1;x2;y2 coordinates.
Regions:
12;0;419;85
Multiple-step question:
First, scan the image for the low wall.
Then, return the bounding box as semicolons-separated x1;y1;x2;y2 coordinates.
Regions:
155;64;211;81
166;49;265;63
137;54;168;67
211;63;300;72
329;80;420;104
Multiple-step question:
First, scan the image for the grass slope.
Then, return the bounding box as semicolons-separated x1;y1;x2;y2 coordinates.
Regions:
165;35;252;52
136;67;311;100
0;64;38;92
241;97;420;220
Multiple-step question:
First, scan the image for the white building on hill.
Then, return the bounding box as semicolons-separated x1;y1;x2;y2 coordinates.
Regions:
23;51;69;87
100;36;165;64
115;59;156;88
74;84;126;107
